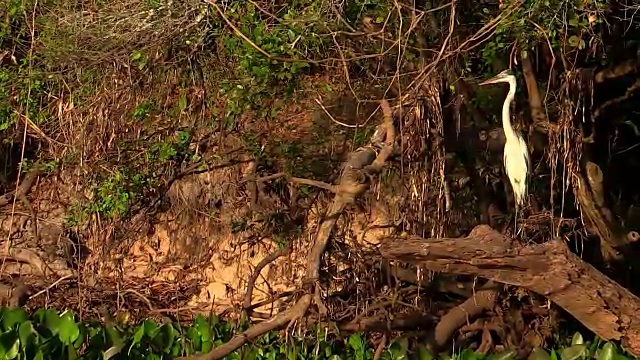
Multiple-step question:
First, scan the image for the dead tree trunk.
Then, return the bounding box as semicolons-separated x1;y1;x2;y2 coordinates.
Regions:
379;225;640;356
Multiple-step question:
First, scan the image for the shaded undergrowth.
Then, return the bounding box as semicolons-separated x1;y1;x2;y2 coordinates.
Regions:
0;307;631;360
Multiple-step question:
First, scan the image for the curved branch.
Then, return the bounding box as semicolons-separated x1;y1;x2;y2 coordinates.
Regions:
183;294;313;360
431;282;500;348
243;246;291;311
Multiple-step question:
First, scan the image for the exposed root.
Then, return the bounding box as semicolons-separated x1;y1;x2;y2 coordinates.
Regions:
0;248;72;278
0;165;41;207
340;312;436;332
314;283;328;316
246;291;297;313
373;334;387;360
477;322;494;354
431;282;500;349
574;161;627;259
594;59;639;83
0;164;42;243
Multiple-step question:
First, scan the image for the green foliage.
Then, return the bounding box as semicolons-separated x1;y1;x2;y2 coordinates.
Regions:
0;66;52;135
0;0;30;48
0;0;56;135
148;130;194;162
475;0;607;75
86;170;151;219
63;169;155;224
212;0;330;127
0;309;635;360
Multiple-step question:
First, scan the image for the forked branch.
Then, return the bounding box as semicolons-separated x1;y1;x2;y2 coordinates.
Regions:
177;100;396;360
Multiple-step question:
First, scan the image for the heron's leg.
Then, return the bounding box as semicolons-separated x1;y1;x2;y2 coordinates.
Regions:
514;204;518;236
503;174;514;209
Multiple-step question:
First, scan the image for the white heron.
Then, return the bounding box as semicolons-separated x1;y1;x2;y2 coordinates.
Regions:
479;69;531;223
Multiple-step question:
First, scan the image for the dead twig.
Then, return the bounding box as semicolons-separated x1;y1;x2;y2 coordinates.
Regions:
244;172;337;193
245;291;297;312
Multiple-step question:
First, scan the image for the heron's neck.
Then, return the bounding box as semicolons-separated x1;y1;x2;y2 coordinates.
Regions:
502;80;517;140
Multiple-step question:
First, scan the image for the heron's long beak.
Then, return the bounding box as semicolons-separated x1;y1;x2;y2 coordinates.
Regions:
479;76;501;86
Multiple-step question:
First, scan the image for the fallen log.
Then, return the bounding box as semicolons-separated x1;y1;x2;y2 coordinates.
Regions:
379;225;640;356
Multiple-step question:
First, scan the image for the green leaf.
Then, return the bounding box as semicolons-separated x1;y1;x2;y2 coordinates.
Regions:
194;316;213;342
178;93;187;112
18;321;35;346
348;333;363;351
73;325;86;349
128;325;145;354
598;343;616;360
416;344;434;360
529;347;551;360
579;40;586;50
187;327;202;351
34;350;44;360
161;323;176;352
103;344;124;360
488;349;517;360
202;340;213;353
458;348;479;360
1;308;27;330
44;310;62;335
105;324;123;348
568;36;580;48
0;332;19;360
389;337;409;360
68;344;78;360
561;344;587;360
144;320;159;337
569;16;579;27
58;311;80;345
571;332;584;346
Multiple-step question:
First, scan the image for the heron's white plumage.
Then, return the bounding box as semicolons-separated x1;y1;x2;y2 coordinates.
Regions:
480;70;530;211
503;133;530;208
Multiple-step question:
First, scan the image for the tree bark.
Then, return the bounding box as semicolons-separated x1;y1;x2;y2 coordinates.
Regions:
379;225;640;356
